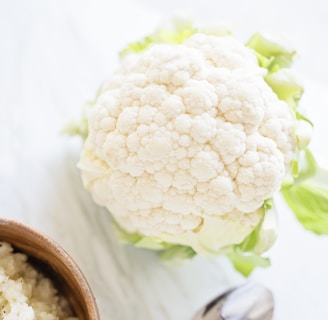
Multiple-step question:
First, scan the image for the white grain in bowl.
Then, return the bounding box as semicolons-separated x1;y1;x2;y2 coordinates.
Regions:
0;218;99;320
0;241;77;320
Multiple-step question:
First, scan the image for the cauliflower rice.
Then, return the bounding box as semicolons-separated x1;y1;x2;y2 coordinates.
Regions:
0;242;77;320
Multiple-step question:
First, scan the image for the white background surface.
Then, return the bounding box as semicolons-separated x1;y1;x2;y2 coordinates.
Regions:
1;0;328;319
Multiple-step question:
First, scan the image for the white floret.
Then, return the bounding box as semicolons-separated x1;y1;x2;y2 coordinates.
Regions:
79;33;296;253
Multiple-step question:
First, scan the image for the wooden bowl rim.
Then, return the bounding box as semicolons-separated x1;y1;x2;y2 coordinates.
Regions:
0;218;99;320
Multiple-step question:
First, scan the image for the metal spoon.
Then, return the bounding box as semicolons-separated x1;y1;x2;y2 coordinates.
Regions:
192;282;274;320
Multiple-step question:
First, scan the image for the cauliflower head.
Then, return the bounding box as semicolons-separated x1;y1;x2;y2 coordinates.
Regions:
78;32;297;256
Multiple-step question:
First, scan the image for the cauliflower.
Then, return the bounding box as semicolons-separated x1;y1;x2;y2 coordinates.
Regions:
69;21;323;275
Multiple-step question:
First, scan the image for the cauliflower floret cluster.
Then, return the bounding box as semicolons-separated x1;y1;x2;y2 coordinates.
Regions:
79;33;296;254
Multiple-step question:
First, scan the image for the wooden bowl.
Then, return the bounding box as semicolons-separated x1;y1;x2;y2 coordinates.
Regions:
0;218;99;320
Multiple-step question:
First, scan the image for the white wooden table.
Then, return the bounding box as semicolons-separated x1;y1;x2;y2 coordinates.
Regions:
1;1;328;319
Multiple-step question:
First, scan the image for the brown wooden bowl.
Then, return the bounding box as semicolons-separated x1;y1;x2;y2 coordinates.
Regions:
0;218;99;320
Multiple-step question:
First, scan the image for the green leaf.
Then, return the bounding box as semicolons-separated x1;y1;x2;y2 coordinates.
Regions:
282;148;317;189
113;222;144;244
281;181;328;234
294;149;317;184
226;203;274;276
226;248;270;277
295;112;314;126
246;32;295;66
237;218;262;253
61;116;89;140
113;220;197;258
247;32;303;108
120;19;197;58
119;36;155;57
159;245;196;263
62;83;105;140
264;68;303;108
294;116;313;150
113;221;166;249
